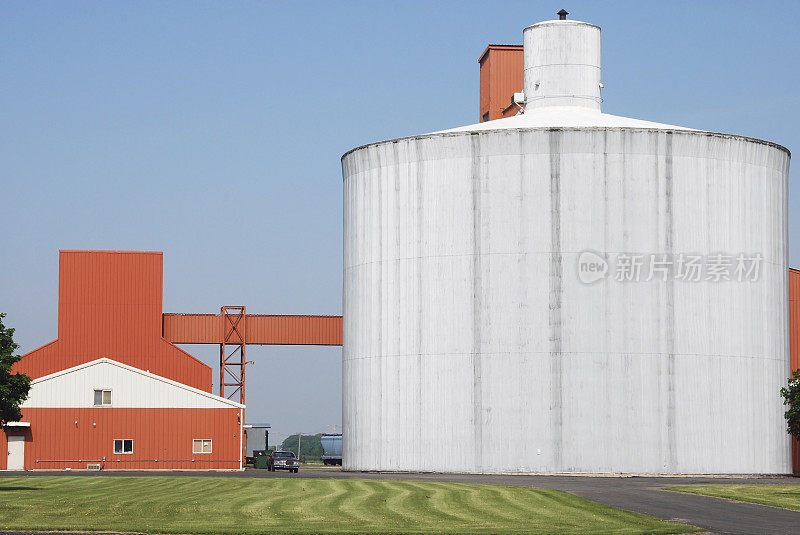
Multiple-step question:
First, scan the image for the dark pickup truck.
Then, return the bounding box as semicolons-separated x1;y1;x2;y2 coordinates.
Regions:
267;450;300;473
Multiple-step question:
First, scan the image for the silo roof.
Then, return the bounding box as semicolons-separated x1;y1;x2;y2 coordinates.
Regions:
434;107;698;134
343;107;789;160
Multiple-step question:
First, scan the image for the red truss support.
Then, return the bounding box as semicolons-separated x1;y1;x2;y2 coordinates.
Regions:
220;306;247;405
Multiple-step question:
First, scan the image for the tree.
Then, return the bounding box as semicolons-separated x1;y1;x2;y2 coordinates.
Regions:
0;313;31;425
781;369;800;440
280;433;323;461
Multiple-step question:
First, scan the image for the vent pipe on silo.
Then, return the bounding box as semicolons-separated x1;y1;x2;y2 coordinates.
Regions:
523;13;602;111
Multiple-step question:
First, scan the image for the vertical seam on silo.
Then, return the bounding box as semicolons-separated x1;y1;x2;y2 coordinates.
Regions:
549;130;563;471
518;131;527;471
620;133;630;467
603;129;612;470
665;132;677;472
393;141;402;469
415;143;424;469
376;144;384;467
471;133;484;471
654;132;665;472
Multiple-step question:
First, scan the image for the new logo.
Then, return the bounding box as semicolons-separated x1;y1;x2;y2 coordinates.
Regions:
577;251;608;284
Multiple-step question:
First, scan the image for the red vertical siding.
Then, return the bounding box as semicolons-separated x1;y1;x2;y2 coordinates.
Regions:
14;251;212;392
789;268;800;475
478;45;523;121
163;314;220;343
162;314;343;345
244;315;343;345
479;48;490;120
1;407;241;470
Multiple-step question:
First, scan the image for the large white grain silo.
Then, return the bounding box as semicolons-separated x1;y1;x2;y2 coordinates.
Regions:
341;15;791;474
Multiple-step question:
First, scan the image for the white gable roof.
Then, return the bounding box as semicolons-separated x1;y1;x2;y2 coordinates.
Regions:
23;358;244;409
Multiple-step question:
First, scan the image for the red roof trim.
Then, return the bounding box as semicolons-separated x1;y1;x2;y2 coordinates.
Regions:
478;44;523;64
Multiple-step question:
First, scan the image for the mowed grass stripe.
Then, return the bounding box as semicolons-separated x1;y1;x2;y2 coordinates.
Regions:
414;481;481;525
379;480;420;525
667;484;800;512
405;481;475;525
317;478;361;527
337;479;395;526
0;476;699;534
456;482;529;525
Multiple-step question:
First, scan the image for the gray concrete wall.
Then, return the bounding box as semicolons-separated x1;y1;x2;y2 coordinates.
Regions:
342;127;790;474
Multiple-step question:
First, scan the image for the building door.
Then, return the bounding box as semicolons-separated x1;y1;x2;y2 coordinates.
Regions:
7;436;24;470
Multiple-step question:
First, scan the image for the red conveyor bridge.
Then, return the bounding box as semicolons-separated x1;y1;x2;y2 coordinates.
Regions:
162;309;342;405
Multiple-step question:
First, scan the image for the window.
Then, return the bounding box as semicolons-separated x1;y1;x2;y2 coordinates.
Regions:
193;439;212;454
94;389;112;406
114;439;133;454
482;112;490;123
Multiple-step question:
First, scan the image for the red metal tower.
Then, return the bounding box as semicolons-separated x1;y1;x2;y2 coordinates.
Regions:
220;306;247;405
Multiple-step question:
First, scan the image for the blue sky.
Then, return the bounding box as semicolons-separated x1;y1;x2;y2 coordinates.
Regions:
2;1;799;446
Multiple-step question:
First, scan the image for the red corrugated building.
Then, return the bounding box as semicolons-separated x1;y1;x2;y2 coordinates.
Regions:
479;45;523;122
789;268;800;475
2;251;244;470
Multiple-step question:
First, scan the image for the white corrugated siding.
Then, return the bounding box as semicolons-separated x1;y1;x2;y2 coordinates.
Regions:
342;128;791;474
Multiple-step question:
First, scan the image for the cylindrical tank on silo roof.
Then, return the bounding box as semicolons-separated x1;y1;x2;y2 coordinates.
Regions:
341;16;791;474
524;20;601;110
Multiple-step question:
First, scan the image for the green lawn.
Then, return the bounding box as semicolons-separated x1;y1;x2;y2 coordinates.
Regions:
0;476;699;534
667;484;800;512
